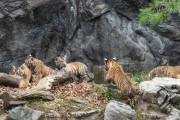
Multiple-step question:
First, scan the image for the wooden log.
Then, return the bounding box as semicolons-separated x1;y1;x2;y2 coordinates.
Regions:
93;66;106;84
0;73;26;88
35;71;71;90
0;71;71;107
8;71;71;101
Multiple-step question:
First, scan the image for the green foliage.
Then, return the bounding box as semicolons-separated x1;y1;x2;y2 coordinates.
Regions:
27;99;50;112
94;84;121;100
136;109;146;120
138;0;180;26
131;71;147;83
102;88;121;100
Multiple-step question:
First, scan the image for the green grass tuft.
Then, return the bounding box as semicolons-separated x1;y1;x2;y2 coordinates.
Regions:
131;71;148;83
93;84;121;101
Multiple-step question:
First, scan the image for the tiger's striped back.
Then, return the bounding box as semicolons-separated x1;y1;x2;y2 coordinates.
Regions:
104;58;140;107
65;62;89;77
148;66;180;79
55;56;91;81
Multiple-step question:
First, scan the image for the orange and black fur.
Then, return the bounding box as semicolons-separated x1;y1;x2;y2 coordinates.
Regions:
148;66;180;79
12;63;32;87
25;54;54;83
55;55;91;82
104;57;140;107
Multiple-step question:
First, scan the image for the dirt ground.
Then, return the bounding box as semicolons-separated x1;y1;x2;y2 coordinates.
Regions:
0;81;110;119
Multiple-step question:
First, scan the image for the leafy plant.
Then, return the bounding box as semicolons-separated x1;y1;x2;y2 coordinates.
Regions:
131;71;147;83
138;0;180;26
136;109;146;120
102;87;121;100
93;84;121;100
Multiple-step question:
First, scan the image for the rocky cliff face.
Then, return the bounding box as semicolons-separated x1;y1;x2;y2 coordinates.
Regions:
0;0;179;73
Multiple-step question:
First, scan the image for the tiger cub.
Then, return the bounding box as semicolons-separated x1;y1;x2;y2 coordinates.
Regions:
104;57;140;107
12;63;32;87
25;54;54;83
148;66;180;79
55;55;91;82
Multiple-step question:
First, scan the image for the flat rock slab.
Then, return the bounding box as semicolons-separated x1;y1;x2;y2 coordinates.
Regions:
166;107;180;120
139;77;180;103
7;106;45;120
70;109;103;120
139;77;180;93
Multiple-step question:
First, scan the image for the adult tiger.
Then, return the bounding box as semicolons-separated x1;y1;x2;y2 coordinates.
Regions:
148;66;180;79
25;54;54;83
12;63;32;87
104;57;140;107
55;55;92;82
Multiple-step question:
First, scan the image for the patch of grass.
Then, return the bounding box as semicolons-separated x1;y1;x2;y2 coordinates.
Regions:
26;99;51;112
136;109;146;120
93;84;107;93
93;84;121;101
0;109;7;115
102;88;121;100
131;71;148;83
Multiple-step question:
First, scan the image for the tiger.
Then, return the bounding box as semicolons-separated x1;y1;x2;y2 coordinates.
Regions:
12;63;32;87
25;54;54;84
104;57;140;107
55;55;92;82
148;65;180;79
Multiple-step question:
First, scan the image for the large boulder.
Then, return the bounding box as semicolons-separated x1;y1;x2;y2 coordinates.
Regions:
166;107;180;120
139;77;180;109
104;100;136;120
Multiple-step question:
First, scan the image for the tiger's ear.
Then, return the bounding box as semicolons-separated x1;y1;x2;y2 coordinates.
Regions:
113;57;117;61
64;55;67;59
27;54;32;58
104;58;108;62
12;66;16;70
12;65;16;69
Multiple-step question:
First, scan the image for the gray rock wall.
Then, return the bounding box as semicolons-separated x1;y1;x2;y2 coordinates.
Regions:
0;0;179;73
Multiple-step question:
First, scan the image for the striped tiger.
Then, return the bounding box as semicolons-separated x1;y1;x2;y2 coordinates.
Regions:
12;63;32;86
104;57;140;107
55;55;91;82
148;66;180;79
25;54;54;83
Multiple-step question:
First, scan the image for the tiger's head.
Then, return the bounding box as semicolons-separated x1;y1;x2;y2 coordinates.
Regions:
13;63;28;77
104;57;117;71
24;54;33;68
25;55;42;69
55;55;67;70
15;64;26;76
